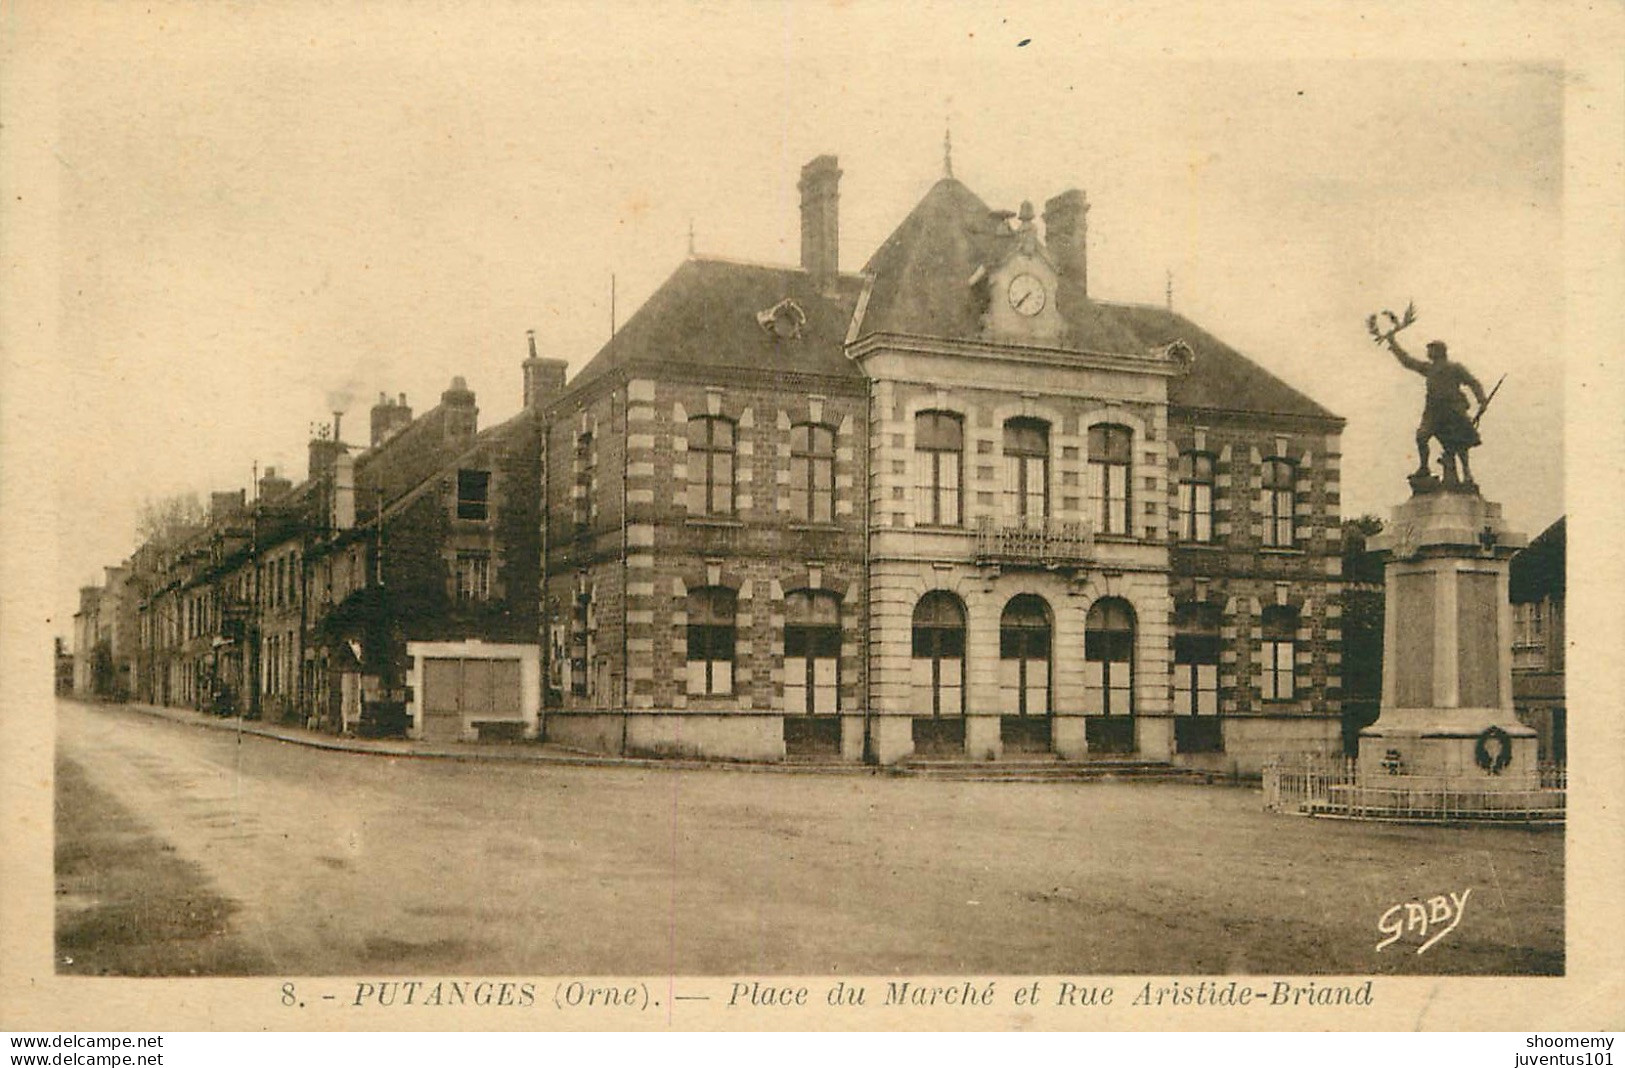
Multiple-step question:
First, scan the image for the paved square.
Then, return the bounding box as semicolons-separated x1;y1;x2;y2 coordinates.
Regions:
57;701;1562;976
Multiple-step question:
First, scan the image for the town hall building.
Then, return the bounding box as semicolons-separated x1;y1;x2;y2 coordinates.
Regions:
534;153;1347;770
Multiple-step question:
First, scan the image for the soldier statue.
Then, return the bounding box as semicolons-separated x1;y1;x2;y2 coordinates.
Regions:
1368;305;1494;489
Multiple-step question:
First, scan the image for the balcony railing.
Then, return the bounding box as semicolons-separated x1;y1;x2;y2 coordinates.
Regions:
975;515;1094;569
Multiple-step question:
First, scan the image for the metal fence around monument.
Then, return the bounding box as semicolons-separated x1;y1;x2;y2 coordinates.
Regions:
1261;753;1566;824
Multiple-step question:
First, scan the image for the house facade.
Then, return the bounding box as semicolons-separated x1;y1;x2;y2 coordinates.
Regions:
539;163;870;760
119;376;549;741
1510;516;1565;762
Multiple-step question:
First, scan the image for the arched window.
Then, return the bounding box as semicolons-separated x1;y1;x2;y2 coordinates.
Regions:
911;591;966;716
1089;425;1133;536
789;424;836;524
1262;457;1296;548
915;411;963;527
688;417;736;516
999;594;1052;715
1004;418;1050;523
784;590;840;714
1084;598;1135;715
686;586;736;695
1178;451;1215;543
1260;605;1298;701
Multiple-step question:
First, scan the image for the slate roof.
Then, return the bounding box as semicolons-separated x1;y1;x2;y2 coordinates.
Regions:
1510;516;1565;603
1108;304;1341;423
856;177;1340;423
567;175;1339;423
570;257;866;390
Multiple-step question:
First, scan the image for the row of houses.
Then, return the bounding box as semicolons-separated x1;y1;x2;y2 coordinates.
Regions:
72;152;1515;771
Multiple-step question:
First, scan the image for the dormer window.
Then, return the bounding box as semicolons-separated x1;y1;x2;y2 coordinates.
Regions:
456;469;491;521
756;298;807;341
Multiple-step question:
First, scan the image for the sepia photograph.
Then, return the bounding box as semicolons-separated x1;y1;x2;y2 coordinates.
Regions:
3;0;1621;1037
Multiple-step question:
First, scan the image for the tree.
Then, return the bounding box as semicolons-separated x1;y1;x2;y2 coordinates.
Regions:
135;492;209;550
1339;515;1386;754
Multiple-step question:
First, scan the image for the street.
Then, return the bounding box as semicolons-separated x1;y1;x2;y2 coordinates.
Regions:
55;699;1563;976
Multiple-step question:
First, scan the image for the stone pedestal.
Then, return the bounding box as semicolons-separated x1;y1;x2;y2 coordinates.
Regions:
1358;488;1536;796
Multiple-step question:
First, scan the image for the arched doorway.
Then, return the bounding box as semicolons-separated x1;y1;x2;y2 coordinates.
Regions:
1085;597;1136;754
911;591;966;755
1000;594;1053;753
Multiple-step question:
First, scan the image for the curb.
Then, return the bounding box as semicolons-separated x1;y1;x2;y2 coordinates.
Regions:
91;700;885;777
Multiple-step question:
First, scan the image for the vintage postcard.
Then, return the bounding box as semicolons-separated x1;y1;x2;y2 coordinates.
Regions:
2;0;1621;1036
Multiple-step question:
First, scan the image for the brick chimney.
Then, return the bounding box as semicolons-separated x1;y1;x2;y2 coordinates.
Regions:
258;466;293;501
209;490;245;524
522;330;569;410
798;155;841;284
333;453;356;530
1043;189;1091;298
441;376;478;447
308;435;340;483
370;391;413;447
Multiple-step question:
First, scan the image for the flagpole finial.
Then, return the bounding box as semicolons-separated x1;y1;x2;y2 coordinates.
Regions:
943;124;954;180
687;218;695;256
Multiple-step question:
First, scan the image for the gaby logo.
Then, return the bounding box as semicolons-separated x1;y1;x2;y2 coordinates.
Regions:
1375;888;1471;955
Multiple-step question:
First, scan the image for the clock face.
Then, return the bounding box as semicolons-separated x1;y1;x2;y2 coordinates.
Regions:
1008;273;1046;317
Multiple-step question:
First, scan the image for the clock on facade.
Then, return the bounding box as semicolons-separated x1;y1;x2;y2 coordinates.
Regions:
1007;273;1046;316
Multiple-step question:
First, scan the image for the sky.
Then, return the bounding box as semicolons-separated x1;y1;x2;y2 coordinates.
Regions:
17;3;1591;628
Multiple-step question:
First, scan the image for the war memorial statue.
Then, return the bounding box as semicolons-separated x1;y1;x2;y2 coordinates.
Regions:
1339;303;1545;822
1367;303;1500;490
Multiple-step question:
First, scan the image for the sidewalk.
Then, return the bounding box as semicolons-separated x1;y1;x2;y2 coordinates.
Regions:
97;699;885;777
84;700;1222;784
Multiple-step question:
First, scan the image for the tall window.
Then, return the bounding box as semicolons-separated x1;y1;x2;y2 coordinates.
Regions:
1084;598;1135;715
688;417;736;516
1089;425;1133;536
915;411;963;527
569;583;591;697
1004;419;1050;523
789;424;835;524
1260;605;1298;701
911;591;966;716
455;551;491;601
1514;601;1546;649
686;586;737;696
456;469;491;520
1178;452;1214;543
1173;603;1221;716
999;595;1052;716
574;431;595;529
1263;457;1296;548
783;590;840;714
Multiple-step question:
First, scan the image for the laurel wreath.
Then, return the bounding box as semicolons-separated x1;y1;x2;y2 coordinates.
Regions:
1474;725;1513;775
